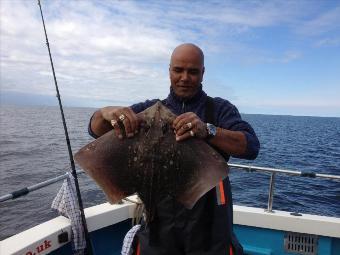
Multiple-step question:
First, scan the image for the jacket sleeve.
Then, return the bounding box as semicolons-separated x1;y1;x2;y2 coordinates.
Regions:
215;98;260;160
88;113;99;139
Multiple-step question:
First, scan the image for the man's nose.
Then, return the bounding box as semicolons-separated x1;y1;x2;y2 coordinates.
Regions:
180;71;189;81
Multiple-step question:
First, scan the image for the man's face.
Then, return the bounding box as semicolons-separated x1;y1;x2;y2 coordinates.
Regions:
169;47;204;99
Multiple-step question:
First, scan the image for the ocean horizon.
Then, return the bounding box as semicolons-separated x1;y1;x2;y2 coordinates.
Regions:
1;102;339;119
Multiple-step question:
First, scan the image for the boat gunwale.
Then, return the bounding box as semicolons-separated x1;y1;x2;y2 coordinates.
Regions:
1;197;340;255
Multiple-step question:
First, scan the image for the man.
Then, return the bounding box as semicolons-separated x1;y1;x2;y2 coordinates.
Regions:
89;43;260;255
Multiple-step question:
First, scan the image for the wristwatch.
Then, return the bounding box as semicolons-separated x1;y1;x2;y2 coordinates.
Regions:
206;123;217;139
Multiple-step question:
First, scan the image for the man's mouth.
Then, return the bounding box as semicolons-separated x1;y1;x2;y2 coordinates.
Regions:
177;84;192;88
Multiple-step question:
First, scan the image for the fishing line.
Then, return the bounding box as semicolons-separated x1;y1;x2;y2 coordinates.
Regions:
37;0;93;254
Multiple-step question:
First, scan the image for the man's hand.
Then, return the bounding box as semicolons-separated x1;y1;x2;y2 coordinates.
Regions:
103;107;139;139
94;106;139;139
172;112;207;141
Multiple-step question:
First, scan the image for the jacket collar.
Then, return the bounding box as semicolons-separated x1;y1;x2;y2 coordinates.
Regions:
165;85;207;113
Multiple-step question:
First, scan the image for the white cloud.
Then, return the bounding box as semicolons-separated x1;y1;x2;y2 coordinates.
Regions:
1;0;339;114
1;0;178;104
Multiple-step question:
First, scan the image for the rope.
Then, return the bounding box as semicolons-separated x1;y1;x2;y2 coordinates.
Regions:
123;196;145;226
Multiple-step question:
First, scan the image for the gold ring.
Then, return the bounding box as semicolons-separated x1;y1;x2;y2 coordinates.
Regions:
111;119;117;127
119;114;126;121
189;130;195;137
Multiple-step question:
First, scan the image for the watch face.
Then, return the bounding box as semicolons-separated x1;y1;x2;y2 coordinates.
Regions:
207;123;217;137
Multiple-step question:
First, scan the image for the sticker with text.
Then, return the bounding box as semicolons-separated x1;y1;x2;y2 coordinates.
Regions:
25;240;52;255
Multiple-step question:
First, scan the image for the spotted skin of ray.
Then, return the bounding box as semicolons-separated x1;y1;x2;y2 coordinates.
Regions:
75;101;229;222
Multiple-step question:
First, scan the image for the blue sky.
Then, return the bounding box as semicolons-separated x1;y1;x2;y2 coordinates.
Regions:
1;0;339;117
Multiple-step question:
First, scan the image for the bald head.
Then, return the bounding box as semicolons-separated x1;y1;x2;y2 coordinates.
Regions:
169;43;205;99
170;43;204;67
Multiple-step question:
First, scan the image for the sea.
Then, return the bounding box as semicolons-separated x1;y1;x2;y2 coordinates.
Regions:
0;105;340;240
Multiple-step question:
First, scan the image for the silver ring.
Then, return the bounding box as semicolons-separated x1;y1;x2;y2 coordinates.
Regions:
189;130;195;137
187;122;192;129
111;119;117;127
119;114;126;122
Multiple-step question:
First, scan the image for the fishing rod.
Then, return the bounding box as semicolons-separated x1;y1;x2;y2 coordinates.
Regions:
37;0;93;254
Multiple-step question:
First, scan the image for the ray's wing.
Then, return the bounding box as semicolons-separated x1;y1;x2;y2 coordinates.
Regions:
74;102;175;204
175;139;229;209
74;130;137;203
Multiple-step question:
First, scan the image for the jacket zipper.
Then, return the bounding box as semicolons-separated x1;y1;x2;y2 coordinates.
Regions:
181;101;186;113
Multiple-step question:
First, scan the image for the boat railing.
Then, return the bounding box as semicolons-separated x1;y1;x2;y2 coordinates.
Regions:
0;170;84;202
228;163;340;212
1;164;339;212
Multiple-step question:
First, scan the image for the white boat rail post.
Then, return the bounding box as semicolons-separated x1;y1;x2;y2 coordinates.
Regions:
228;163;340;213
266;172;276;213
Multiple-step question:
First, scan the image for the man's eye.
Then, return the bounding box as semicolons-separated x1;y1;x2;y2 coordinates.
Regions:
173;68;182;73
189;70;199;75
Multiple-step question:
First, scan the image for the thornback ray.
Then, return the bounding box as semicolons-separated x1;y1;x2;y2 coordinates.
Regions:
74;101;228;220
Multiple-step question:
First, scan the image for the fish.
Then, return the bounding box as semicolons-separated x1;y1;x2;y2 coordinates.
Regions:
74;101;228;221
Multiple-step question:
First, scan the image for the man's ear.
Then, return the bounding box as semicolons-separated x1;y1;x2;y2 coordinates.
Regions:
201;66;205;82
